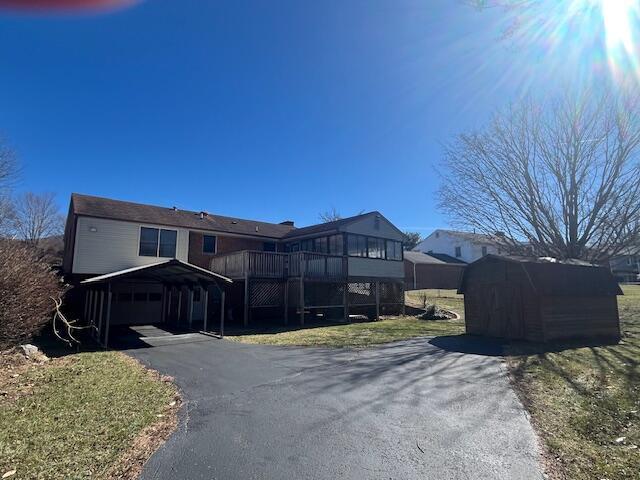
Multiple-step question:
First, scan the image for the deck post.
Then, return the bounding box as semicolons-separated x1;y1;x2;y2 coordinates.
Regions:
343;280;349;322
299;256;305;325
202;286;209;332
375;281;380;321
283;280;289;325
188;286;194;329
220;289;225;338
244;271;250;327
104;283;112;349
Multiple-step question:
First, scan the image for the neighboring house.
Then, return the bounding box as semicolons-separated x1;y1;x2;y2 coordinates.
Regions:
63;194;406;346
403;251;465;290
609;251;640;283
413;229;503;264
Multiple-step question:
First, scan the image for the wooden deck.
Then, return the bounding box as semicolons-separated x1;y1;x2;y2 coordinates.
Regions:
210;250;348;280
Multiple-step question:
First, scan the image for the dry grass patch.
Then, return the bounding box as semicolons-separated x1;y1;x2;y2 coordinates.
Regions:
0;350;179;480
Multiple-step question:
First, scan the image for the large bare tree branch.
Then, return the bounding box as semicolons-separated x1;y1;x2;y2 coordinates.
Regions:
438;93;640;262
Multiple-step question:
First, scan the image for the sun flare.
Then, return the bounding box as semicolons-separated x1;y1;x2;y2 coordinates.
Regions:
601;0;637;51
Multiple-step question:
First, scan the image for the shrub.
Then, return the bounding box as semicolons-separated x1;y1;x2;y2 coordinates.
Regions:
0;239;65;349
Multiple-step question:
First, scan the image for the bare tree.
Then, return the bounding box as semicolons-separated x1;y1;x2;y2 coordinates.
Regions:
13;192;64;246
438;93;640;263
0;141;17;237
403;231;423;250
319;207;343;223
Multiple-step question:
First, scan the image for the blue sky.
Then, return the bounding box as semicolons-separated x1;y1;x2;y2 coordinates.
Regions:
0;0;623;233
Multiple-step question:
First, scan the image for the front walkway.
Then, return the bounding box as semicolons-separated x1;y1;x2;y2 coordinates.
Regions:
127;336;543;480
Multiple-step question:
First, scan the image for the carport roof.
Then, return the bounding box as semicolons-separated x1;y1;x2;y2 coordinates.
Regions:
80;259;233;286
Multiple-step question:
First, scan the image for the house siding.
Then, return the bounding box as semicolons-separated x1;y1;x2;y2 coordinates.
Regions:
188;231;268;269
72;216;189;275
341;214;405;241
348;257;404;278
415;230;498;264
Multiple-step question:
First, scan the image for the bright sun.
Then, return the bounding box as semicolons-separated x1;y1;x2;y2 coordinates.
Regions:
600;0;637;52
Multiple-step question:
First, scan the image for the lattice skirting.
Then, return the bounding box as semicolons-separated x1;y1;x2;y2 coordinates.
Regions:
249;280;285;308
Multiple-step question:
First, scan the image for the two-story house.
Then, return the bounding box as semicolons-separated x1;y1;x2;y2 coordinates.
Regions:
609;250;640;283
63;194;405;346
413;229;503;264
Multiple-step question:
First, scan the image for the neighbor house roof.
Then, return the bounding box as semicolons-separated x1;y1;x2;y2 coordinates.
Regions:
459;254;623;297
403;251;466;265
71;193;296;239
424;252;467;264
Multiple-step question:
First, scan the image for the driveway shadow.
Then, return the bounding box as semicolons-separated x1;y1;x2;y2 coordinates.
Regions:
429;334;506;356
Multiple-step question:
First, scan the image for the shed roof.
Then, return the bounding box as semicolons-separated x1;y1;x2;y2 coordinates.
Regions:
80;259;233;286
458;254;623;296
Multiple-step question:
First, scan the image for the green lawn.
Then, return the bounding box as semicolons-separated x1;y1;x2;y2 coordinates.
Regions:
405;289;465;319
507;284;640;480
227;316;464;348
0;351;178;480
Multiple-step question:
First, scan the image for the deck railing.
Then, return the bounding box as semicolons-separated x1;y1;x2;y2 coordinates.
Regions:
210;250;347;279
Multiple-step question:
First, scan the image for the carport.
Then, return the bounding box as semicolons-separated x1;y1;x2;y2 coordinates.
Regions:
80;259;232;348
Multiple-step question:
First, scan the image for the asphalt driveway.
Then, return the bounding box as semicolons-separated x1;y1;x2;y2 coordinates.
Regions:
127;335;543;480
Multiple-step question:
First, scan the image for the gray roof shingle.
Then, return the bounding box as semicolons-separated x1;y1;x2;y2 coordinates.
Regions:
71;193;295;239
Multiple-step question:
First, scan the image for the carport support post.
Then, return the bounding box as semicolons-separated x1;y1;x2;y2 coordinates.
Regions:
161;285;166;324
92;289;99;327
167;287;173;322
188;286;194;329
375;281;380;321
202;286;209;332
401;282;406;316
177;288;183;326
104;283;112;349
97;290;104;341
84;290;90;322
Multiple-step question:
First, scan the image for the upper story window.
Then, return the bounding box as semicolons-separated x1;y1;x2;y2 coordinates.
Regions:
455;246;462;258
139;227;177;258
263;242;276;252
314;236;328;253
203;235;217;254
347;234;367;257
328;234;343;255
367;237;385;259
386;240;403;261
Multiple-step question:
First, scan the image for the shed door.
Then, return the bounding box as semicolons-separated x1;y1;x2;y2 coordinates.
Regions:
483;284;524;339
